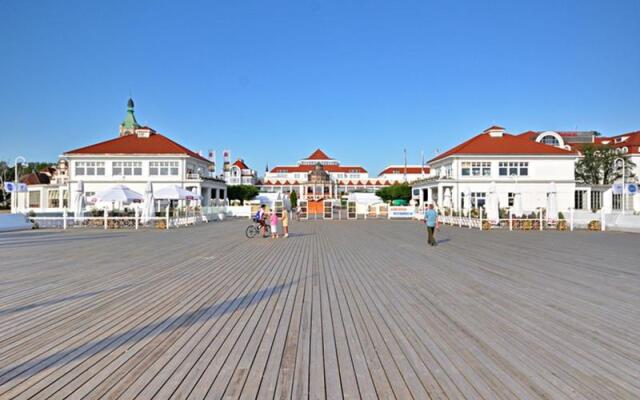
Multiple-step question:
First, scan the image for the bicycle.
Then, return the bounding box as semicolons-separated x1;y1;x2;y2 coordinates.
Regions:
245;220;271;238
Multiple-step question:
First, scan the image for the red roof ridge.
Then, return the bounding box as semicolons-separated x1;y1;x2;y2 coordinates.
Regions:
306;149;331;160
64;132;211;163
430;130;576;163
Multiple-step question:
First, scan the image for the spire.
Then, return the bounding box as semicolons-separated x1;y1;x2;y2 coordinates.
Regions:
120;97;140;136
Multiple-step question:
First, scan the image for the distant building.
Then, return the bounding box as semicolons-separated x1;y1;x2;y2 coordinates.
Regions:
377;165;430;183
411;125;579;215
14;99;226;213
224;159;258;186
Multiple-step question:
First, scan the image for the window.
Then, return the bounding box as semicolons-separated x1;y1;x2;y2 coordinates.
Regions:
461;162;490;177
612;193;621;210
112;161;142;176
471;192;486;208
575;190;586;210
499;162;528;176
48;190;60;208
591;191;602;211
541;135;560;146
29;191;41;208
150;161;179;176
76;161;105;176
508;192;515;207
62;190;69;208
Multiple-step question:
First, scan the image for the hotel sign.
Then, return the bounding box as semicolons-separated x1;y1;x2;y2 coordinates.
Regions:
388;206;415;219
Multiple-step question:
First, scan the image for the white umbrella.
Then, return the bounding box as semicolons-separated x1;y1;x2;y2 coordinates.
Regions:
141;182;155;223
94;184;144;203
73;180;85;222
487;183;499;223
546;182;558;222
463;187;472;216
511;192;523;217
154;185;202;200
443;188;453;210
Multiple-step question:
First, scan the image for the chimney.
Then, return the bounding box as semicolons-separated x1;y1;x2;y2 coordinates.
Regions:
485;125;505;137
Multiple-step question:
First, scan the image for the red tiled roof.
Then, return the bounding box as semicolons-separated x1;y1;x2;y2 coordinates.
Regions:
232;159;250;169
430;129;576;163
305;149;332;160
270;165;367;173
378;166;430;176
21;172;51;185
64;132;211;163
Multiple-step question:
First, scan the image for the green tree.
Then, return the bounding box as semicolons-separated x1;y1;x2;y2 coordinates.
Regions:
289;190;298;208
227;185;260;202
575;144;635;184
375;183;412;202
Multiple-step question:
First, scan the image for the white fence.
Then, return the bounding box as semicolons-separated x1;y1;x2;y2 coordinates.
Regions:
27;205;236;230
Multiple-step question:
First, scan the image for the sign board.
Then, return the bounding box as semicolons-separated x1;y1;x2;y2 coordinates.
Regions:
388;206;416;219
3;182;28;192
612;183;638;195
612;183;623;194
323;200;333;220
299;200;308;220
347;201;357;219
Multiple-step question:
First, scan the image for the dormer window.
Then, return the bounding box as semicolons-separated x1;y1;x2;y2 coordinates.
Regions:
541;135;560;146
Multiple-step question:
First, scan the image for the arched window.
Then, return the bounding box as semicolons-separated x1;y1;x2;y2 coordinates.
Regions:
541;135;560;146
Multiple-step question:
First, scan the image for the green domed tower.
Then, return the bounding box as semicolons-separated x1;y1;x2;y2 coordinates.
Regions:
119;98;140;136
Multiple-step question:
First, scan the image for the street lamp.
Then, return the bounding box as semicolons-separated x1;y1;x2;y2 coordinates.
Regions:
13;156;27;213
614;157;625;214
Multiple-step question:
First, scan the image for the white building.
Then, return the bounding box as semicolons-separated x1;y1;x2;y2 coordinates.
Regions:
411;125;579;215
262;149;380;199
377;165;430;183
14;99;226;213
224;159;258;186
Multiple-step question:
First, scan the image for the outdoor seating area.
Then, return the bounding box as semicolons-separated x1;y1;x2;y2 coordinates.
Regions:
1;220;638;399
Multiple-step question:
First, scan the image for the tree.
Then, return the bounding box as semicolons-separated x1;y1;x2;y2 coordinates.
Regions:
226;185;260;202
375;183;412;202
289;190;298;208
575;144;636;185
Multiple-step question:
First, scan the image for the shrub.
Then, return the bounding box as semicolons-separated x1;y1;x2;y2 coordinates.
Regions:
588;220;601;231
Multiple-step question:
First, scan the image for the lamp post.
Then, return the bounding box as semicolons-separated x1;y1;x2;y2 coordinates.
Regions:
13;156;27;213
614;157;625;214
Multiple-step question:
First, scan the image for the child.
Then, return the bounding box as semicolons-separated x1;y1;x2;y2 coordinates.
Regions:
270;210;279;238
282;209;289;238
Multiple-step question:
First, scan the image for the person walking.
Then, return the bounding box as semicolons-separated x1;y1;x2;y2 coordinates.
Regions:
270;209;279;238
282;209;289;238
424;203;439;246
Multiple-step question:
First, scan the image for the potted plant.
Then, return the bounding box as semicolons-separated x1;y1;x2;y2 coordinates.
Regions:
588;220;601;231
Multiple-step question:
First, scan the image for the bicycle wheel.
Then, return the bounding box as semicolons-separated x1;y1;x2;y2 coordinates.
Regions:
246;225;258;238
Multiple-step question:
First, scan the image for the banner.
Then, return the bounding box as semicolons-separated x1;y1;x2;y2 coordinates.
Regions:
388;206;415;219
3;182;28;192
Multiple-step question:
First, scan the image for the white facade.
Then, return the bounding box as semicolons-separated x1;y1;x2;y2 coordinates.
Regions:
412;156;577;214
411;126;579;216
377;165;430;183
15;154;227;213
224;160;258;186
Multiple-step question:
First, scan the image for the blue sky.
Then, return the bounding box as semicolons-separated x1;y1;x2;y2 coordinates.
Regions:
1;0;639;175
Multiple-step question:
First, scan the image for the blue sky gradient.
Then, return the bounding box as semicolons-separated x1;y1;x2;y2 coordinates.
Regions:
1;0;639;175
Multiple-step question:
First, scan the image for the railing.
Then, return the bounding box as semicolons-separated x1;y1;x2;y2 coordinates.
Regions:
27;206;233;230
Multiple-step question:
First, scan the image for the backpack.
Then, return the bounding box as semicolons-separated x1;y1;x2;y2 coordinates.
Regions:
254;210;262;222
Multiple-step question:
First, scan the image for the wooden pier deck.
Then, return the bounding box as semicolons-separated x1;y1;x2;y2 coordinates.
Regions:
0;220;638;399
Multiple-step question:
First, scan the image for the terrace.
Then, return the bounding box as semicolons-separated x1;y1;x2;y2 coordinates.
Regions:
0;220;638;398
